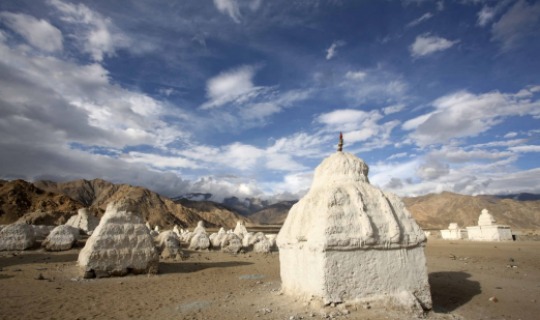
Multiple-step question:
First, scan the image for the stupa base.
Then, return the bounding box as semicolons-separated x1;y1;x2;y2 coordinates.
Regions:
279;245;432;311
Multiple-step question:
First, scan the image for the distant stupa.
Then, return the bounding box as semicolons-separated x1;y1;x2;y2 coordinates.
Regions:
276;133;432;312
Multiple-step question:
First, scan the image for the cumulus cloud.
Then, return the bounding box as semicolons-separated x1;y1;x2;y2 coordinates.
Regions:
409;34;459;57
491;0;540;51
404;88;540;146
316;109;400;151
370;146;540;197
0;17;193;196
0;12;63;52
325;40;345;60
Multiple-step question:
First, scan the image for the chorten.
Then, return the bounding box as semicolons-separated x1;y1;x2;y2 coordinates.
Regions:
467;209;512;241
276;134;431;311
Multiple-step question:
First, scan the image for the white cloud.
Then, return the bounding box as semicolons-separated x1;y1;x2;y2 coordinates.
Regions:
0;12;63;52
325;40;345;60
267;132;330;159
407;12;433;28
417;158;449;180
383;104;405;115
509;145;540;153
387;152;408;160
123;152;201;170
345;70;367;80
436;1;444;12
409;34;459;57
405;89;540;146
477;5;496;27
213;0;242;23
201;65;262;109
316;109;399;151
491;0;540;51
49;0;132;61
430;146;513;163
266;153;307;171
503;131;518;138
341;68;409;104
187;175;265;202
402;113;433;130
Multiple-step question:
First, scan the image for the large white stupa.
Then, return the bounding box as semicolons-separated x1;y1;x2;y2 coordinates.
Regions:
276;133;432;311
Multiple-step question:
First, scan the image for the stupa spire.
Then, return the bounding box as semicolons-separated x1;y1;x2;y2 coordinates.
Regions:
337;132;344;152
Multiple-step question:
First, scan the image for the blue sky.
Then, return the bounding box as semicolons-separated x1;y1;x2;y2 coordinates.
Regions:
0;0;539;201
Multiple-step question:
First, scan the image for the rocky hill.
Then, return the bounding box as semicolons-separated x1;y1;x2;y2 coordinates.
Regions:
402;191;540;230
175;199;252;227
1;179;251;229
248;200;298;225
244;192;540;230
0;179;82;225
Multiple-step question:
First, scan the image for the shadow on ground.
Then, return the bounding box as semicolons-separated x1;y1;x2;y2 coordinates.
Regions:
159;261;253;274
429;271;481;313
0;251;79;268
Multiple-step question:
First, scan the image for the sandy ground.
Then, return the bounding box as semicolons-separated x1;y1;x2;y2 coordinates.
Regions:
1;238;539;320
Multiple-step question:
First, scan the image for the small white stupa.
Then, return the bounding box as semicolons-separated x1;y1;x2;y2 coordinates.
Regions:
233;220;249;239
276;133;431;311
0;223;35;251
189;221;210;250
156;230;182;259
466;209;513;241
78;200;159;278
42;225;80;251
440;223;466;240
65;208;99;235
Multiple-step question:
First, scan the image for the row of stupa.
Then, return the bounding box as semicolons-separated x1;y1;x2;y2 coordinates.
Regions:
440;209;513;241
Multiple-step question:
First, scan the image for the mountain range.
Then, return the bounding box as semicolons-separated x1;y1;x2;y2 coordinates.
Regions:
0;179;250;229
1;178;539;230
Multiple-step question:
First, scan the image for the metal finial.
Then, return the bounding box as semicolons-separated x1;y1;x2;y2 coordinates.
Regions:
337;132;343;152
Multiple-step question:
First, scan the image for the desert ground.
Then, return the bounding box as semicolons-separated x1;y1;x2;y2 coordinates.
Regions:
1;237;539;320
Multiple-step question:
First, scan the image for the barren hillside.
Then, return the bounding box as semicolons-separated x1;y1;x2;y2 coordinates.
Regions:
403;191;540;229
0;179;82;225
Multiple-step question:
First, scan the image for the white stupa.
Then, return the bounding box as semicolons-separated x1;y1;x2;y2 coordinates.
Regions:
65;208;99;235
466;209;512;241
440;222;466;240
276;133;431;311
78;200;159;278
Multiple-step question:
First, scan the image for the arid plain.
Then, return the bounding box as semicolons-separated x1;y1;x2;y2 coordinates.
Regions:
1;238;539;320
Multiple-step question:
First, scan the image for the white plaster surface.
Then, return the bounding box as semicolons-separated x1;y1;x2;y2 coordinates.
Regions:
78;200;159;278
467;208;513;241
193;221;207;235
276;152;431;310
66;208;99;235
156;230;182;259
233;221;248;239
478;209;496;226
42;225;80;251
0;223;35;251
467;225;513;241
